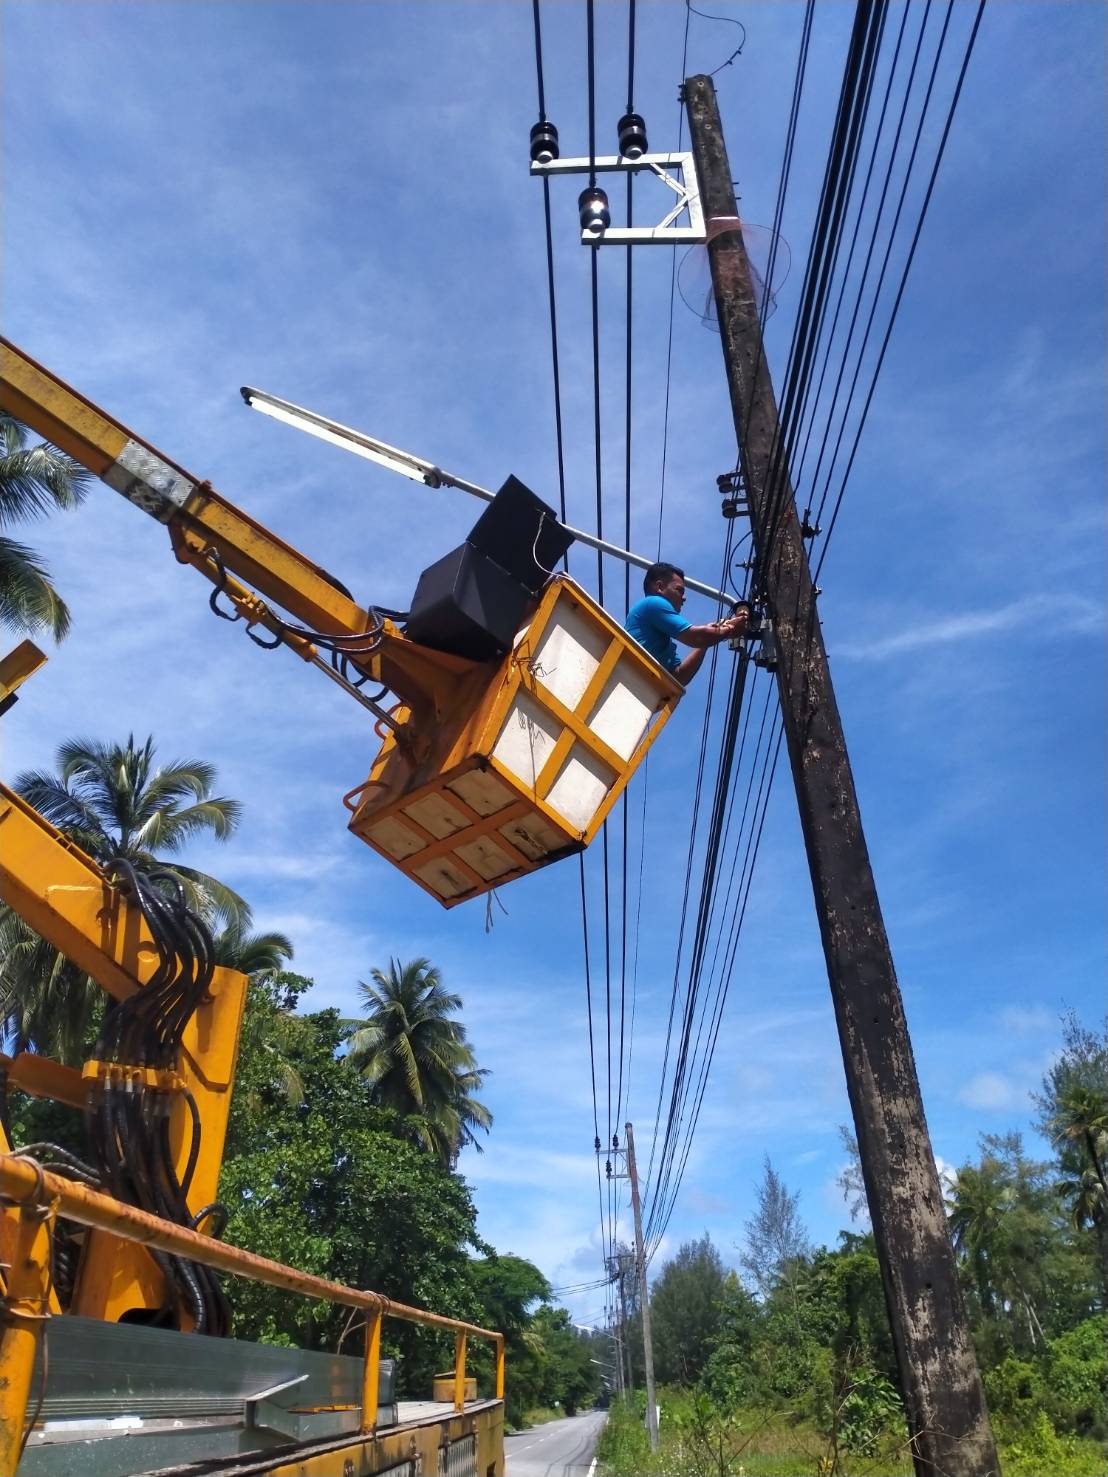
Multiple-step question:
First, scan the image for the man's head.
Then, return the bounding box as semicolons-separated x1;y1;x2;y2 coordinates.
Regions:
644;561;686;612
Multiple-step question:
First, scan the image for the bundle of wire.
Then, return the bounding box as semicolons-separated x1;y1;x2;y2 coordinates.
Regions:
85;860;230;1336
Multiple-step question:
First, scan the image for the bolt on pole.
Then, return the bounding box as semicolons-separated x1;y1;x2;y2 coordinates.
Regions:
683;73;997;1477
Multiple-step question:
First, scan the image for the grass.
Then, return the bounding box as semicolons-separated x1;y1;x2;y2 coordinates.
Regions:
520;1405;569;1428
595;1391;1107;1477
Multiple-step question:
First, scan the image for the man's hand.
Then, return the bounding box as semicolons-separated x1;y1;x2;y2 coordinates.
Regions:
713;608;750;641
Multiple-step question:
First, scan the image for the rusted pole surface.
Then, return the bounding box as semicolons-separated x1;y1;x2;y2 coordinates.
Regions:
683;73;997;1477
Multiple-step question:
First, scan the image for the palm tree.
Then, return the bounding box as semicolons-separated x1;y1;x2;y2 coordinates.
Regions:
344;957;492;1166
0;415;91;640
946;1158;1011;1319
211;922;294;977
1049;1082;1108;1200
1;735;248;1062
16;735;246;923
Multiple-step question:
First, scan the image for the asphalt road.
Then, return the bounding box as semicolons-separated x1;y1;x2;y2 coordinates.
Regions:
504;1409;607;1477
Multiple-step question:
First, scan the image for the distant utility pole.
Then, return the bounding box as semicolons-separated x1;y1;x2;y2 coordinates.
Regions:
616;1252;632;1398
683;74;998;1477
625;1124;659;1452
606;1251;630;1398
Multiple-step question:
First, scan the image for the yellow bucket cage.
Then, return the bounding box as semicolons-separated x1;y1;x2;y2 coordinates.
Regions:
346;575;683;906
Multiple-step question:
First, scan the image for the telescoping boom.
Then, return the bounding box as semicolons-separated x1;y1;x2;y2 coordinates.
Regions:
0;339;685;906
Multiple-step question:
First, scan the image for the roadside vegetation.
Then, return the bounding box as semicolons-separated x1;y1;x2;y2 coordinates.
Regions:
601;1036;1108;1474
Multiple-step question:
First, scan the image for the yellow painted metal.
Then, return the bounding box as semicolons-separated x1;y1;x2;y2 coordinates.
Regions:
0;640;46;709
0;1156;507;1476
0;1154;501;1345
256;1402;504;1477
361;1310;382;1431
348;574;683;906
0;336;481;734
0;1053;84;1112
0;784;249;1323
0;1199;53;1475
454;1333;468;1412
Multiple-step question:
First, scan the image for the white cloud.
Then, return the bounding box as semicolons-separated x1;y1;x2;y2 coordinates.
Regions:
958;1071;1029;1112
834;593;1103;663
999;1004;1056;1039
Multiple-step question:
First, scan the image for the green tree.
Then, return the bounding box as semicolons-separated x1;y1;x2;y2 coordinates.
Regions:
651;1234;728;1386
220;990;487;1391
211;922;294;976
700;1271;761;1407
739;1156;810;1304
524;1306;599;1416
1037;1014;1108;1306
469;1254;551;1424
1;735;247;1061
0;415;90;640
947;1135;1076;1359
344;957;492;1166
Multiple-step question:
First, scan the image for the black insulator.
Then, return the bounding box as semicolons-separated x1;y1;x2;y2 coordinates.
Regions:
617;112;648;159
530;120;560;164
579;186;610;237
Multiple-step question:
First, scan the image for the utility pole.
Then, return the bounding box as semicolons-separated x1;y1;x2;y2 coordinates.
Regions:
625;1124;659;1452
683;75;997;1477
606;1252;630;1398
616;1253;632;1398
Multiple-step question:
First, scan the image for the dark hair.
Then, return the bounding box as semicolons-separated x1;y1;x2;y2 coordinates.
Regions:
644;561;684;593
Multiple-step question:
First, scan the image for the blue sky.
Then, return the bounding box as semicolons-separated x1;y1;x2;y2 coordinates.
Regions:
2;1;1104;1329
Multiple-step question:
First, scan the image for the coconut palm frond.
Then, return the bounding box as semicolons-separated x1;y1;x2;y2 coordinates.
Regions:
0;534;72;639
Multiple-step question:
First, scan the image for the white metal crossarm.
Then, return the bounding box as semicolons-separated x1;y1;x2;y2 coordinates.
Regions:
530;152;706;245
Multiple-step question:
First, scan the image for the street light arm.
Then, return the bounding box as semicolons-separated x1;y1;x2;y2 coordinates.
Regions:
242;386;734;608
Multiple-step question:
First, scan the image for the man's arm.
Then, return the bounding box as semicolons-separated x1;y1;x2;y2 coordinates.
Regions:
671;610;749;686
674;612;748;650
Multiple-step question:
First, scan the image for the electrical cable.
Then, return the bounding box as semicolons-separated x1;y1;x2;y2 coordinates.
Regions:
531;0;611;1272
640;0;988;1254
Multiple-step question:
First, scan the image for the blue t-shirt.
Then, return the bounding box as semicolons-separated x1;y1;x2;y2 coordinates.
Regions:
625;595;690;674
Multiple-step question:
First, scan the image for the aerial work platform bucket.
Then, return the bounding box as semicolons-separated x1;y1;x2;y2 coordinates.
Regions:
346;575;683;906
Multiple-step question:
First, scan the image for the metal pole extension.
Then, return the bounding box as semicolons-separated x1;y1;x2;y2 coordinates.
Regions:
438;471;732;606
683;75;996;1477
625;1125;658;1451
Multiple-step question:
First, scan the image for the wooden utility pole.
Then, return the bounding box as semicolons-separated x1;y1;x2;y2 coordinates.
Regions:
683;75;998;1477
607;1251;630;1398
625;1124;659;1451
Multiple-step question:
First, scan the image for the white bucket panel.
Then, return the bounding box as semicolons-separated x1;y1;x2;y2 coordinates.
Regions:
500;811;565;861
588;659;660;761
413;856;473;900
455;835;517;881
368;817;426;861
404;792;470;840
530;600;609;710
545;745;613;833
492;692;560;790
447;769;515;817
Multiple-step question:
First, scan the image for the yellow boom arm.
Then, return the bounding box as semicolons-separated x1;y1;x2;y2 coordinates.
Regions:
0;783;248;1323
0;338;477;740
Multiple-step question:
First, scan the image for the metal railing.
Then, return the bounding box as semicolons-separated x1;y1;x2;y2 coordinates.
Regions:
0;1153;504;1475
